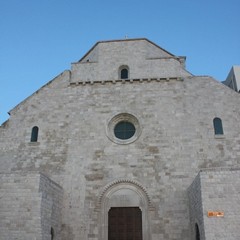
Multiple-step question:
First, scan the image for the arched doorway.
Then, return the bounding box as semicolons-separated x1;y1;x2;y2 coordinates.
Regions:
195;223;200;240
98;179;152;240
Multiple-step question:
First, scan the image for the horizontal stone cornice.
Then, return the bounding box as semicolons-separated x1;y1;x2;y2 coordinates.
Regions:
69;77;183;86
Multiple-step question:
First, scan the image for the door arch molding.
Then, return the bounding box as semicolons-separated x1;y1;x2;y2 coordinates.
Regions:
97;179;152;240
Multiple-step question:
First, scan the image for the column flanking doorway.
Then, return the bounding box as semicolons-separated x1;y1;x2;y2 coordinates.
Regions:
108;207;142;240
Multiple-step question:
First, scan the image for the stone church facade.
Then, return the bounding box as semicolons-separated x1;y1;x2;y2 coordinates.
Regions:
0;38;240;240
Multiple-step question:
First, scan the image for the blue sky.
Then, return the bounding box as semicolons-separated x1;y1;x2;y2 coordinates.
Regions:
0;0;240;124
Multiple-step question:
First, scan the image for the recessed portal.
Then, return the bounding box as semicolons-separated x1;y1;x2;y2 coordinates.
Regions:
108;207;142;240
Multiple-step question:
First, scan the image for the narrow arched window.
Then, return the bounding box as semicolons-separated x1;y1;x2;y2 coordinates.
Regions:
121;68;128;79
213;117;223;135
119;65;129;79
31;126;39;142
195;223;200;240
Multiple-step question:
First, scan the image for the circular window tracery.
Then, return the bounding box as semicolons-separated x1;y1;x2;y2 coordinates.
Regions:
107;113;141;144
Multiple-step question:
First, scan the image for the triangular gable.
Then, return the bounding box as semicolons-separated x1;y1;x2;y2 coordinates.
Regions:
78;38;176;63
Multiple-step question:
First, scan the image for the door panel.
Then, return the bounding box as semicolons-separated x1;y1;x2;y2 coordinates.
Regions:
108;207;142;240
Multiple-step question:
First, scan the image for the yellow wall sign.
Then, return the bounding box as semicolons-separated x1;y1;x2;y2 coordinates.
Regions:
207;211;224;217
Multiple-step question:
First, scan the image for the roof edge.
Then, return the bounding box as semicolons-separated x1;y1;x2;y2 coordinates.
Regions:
8;70;71;116
78;38;176;62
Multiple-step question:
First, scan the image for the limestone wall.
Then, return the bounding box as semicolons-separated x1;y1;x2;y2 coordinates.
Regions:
188;173;205;240
1;40;240;239
0;172;63;240
201;168;240;240
71;39;191;83
188;168;240;240
39;173;63;240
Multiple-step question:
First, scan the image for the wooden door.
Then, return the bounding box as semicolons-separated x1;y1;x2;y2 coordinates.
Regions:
108;207;142;240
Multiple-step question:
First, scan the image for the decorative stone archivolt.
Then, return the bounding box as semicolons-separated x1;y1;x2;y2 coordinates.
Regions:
97;179;152;240
98;179;151;207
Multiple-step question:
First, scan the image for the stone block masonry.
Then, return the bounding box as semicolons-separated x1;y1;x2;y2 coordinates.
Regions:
1;38;240;239
188;168;240;240
0;172;63;240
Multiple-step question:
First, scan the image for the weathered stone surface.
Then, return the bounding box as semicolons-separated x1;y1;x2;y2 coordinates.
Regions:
0;38;240;240
0;172;63;240
188;168;240;240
